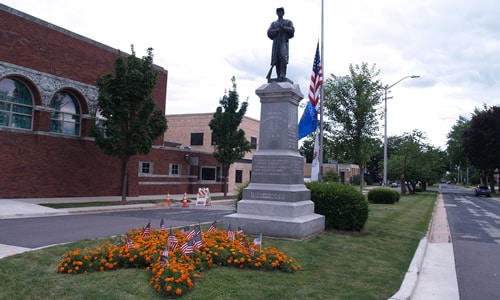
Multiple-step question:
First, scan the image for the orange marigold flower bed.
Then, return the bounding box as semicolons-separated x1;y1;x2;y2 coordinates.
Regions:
57;227;301;297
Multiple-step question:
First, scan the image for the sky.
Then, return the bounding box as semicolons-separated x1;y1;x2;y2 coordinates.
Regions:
3;0;499;149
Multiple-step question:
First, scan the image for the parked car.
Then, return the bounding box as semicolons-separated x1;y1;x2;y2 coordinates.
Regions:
391;182;398;188
475;185;491;197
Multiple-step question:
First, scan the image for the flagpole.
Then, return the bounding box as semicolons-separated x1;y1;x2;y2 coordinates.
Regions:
318;0;325;181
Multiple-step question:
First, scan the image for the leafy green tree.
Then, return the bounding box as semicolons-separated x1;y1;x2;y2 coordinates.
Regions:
365;139;384;185
298;135;315;162
91;47;167;202
209;77;251;197
388;130;446;194
447;115;469;167
462;105;500;191
446;115;470;183
323;62;384;190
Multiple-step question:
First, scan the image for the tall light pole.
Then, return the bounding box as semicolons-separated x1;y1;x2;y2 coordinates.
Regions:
383;75;420;187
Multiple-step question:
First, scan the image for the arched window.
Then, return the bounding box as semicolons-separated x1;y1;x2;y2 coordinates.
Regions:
94;109;107;136
49;91;81;136
0;77;34;129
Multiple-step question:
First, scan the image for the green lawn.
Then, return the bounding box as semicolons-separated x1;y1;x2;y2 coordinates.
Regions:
0;192;436;299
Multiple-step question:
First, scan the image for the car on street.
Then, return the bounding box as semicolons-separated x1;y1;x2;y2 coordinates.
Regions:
474;185;491;197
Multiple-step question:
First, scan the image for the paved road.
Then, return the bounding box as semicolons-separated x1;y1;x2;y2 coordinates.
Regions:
441;184;500;300
0;207;233;248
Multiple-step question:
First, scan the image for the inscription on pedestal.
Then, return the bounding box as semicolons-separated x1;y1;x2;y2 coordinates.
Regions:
252;157;302;177
250;191;286;200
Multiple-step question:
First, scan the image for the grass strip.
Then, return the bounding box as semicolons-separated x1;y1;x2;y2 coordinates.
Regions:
0;192;436;299
40;197;230;209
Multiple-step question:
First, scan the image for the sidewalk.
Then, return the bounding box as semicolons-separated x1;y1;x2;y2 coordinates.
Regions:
390;193;459;300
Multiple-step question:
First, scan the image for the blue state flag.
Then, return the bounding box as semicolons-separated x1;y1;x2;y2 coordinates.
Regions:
298;101;318;140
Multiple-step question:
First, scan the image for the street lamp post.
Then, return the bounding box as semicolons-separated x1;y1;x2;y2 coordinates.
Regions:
383;75;420;187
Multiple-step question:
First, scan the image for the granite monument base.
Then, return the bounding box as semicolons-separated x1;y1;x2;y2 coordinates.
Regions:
223;81;325;239
224;183;325;239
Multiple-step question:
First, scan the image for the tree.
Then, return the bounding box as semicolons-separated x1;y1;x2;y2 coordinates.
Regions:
90;47;167;203
323;62;384;190
209;77;251;197
298;136;315;162
462;105;500;192
365;139;384;185
446;116;470;168
387;130;446;194
446;115;471;184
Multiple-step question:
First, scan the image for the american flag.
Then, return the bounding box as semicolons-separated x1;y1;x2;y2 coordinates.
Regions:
237;227;244;235
159;218;165;231
141;220;151;237
253;237;261;246
186;224;201;240
248;243;255;256
114;236;122;246
308;42;323;107
227;223;235;241
180;239;194;255
161;245;169;266
239;236;247;247
193;232;203;249
207;220;217;232
183;226;190;236
126;236;135;249
244;239;255;256
167;227;178;250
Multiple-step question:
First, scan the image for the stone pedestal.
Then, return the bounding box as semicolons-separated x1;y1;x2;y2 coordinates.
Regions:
223;81;325;239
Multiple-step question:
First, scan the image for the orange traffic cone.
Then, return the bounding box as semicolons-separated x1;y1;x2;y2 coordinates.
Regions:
165;192;171;208
182;192;189;207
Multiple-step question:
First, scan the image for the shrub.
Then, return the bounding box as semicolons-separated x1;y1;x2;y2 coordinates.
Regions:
322;170;339;182
367;188;399;204
306;182;369;231
235;181;250;206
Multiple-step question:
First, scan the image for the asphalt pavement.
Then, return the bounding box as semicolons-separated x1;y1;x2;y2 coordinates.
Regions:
0;191;459;299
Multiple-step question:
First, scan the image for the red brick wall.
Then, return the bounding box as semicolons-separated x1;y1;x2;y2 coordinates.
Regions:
0;130;122;198
132;150;223;196
0;129;222;198
0;6;222;198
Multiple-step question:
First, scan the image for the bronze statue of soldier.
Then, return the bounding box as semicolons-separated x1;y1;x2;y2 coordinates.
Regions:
266;7;295;82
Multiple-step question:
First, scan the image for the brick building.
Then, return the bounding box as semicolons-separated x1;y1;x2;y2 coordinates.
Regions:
0;4;222;198
165;113;260;193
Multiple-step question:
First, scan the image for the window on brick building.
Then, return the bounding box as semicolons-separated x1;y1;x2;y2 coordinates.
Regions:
250;136;257;149
200;166;216;181
94;109;107;137
170;164;180;175
49;91;81;136
190;132;204;146
235;169;243;183
139;162;153;176
0;77;33;130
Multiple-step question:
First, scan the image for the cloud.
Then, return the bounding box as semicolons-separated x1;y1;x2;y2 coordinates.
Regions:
2;0;499;150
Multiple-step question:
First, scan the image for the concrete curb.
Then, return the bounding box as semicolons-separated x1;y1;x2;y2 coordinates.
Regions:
66;203;159;214
389;236;429;300
389;193;441;300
